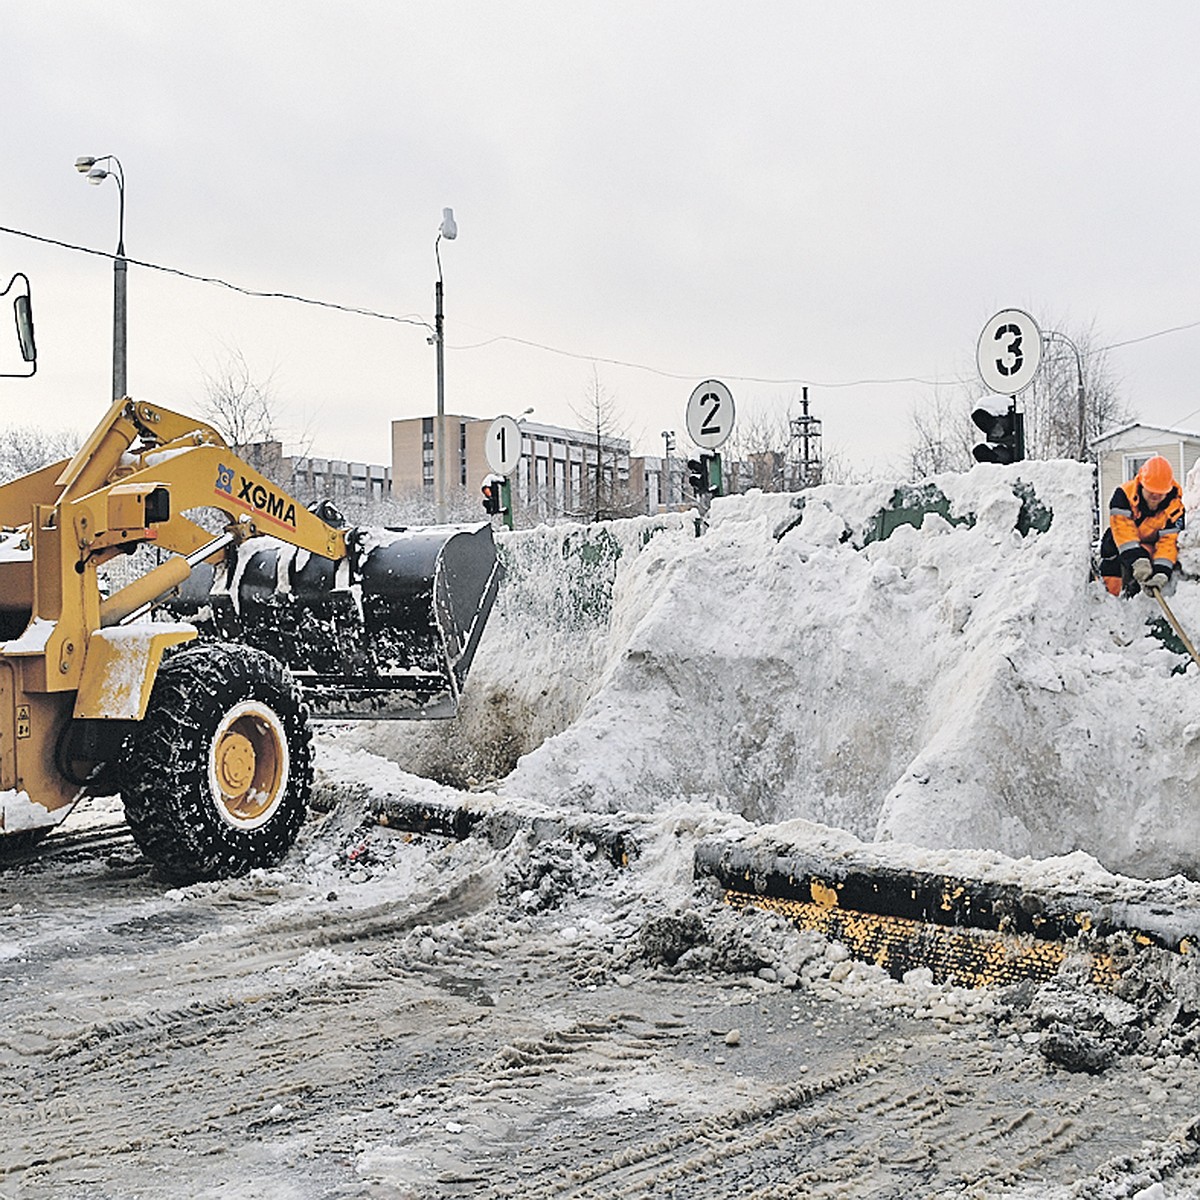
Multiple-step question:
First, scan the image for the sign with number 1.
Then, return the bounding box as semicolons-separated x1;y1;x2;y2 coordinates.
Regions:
484;415;523;477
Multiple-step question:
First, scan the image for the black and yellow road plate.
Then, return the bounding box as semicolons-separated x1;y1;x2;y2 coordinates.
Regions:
699;832;1198;990
725;888;1122;989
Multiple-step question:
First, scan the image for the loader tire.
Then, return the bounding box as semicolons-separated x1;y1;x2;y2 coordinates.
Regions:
119;642;313;882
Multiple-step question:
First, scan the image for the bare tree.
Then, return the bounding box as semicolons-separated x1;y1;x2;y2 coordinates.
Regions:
0;424;80;485
907;383;978;477
1022;320;1131;459
724;405;793;492
200;348;276;450
569;367;640;523
906;318;1133;479
820;446;874;486
720;392;829;493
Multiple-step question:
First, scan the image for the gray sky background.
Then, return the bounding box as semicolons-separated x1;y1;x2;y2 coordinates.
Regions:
3;2;1200;475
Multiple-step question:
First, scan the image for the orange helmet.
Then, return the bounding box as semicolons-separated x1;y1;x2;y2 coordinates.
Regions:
1138;455;1175;493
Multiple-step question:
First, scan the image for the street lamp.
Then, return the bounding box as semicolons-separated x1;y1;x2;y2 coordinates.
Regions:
75;155;127;401
433;207;457;523
1043;329;1086;460
661;430;676;506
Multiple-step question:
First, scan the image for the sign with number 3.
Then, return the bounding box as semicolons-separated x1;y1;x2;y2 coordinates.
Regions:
977;309;1042;396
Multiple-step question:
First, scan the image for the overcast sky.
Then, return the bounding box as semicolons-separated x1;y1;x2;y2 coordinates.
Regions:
3;2;1200;475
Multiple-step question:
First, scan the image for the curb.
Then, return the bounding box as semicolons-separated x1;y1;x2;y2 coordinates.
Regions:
694;831;1200;988
313;768;643;868
315;760;1200;989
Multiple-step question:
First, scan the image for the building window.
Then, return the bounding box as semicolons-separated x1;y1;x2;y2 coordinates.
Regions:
1124;454;1154;479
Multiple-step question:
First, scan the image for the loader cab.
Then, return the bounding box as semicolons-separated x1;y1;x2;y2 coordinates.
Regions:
0;531;33;643
1;273;36;378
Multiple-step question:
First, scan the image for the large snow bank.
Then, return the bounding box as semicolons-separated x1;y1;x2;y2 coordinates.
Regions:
336;513;697;785
342;462;1200;879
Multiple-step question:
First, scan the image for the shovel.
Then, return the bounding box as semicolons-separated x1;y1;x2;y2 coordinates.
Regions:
1150;586;1200;669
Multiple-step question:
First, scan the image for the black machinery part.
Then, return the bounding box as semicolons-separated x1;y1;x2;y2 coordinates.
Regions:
164;522;503;719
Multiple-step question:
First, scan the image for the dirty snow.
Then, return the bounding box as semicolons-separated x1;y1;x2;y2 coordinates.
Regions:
349;460;1200;880
9;461;1200;1196
0;787;63;833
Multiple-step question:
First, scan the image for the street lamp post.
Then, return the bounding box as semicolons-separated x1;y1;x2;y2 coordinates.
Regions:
75;154;127;400
661;430;676;506
433;207;457;523
1044;329;1086;460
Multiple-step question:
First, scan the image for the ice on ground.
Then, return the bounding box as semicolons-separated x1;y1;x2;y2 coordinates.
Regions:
336;461;1200;880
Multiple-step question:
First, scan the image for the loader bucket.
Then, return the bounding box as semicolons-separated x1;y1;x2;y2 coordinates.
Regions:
166;522;502;719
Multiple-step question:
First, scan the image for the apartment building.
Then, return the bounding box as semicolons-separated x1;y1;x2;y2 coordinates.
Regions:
239;440;391;509
391;414;656;524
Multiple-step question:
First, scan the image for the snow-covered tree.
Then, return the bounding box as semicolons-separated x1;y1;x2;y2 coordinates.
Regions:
0;424;80;484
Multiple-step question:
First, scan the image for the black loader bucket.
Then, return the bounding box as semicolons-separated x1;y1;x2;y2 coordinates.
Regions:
166;523;503;718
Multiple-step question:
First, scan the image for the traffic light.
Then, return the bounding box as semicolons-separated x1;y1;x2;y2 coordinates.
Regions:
704;452;723;497
686;453;723;497
481;474;504;516
971;405;1025;464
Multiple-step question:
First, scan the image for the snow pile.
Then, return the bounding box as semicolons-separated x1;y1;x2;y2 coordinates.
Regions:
335;512;695;786
503;461;1200;878
344;461;1200;879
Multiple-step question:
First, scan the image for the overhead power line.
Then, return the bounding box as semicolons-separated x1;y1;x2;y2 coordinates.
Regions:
0;224;432;331
3;222;1198;391
444;332;945;387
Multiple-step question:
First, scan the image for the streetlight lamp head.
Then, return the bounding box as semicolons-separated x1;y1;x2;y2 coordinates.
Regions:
74;156;96;173
439;207;457;240
86;168;108;185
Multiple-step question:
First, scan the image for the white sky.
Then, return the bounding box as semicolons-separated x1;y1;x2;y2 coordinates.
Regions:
3;2;1200;474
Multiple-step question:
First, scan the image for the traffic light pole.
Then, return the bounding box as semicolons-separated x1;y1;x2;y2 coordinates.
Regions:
1011;399;1026;461
501;478;513;531
686;452;723;518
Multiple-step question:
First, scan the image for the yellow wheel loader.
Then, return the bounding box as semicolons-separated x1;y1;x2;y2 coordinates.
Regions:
0;292;501;880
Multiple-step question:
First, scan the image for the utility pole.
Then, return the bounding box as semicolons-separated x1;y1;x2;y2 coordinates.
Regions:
433;208;457;523
661;430;676;507
75;154;127;400
790;387;823;488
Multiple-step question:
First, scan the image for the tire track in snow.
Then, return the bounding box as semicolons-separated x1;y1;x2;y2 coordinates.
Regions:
480;1028;1173;1200
498;1047;891;1199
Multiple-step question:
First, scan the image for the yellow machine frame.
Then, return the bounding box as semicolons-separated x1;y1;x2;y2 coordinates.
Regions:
0;396;347;828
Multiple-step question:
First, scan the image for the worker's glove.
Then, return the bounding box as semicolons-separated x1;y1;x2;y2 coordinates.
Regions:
1144;572;1169;592
1132;558;1153;584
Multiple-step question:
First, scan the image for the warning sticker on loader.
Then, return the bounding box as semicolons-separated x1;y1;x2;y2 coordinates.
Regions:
16;705;30;739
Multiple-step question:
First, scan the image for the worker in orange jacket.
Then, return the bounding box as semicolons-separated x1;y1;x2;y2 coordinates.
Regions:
1099;455;1185;597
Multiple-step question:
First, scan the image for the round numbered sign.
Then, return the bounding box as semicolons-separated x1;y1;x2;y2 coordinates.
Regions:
484;415;523;477
686;380;735;450
977;309;1042;395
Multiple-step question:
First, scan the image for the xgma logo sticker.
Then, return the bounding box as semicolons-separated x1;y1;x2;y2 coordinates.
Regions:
214;463;298;529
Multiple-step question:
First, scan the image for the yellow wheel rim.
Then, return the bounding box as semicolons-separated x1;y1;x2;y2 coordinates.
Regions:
208;701;290;830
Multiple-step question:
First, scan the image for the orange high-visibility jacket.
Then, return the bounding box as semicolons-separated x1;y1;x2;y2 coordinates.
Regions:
1109;479;1185;574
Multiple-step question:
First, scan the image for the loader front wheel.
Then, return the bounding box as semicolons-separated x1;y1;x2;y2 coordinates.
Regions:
120;643;313;882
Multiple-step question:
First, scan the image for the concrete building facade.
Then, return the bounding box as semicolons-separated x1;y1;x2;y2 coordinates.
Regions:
391;414;670;524
238;440;391;510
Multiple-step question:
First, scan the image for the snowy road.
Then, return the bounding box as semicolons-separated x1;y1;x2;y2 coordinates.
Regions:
2;790;1200;1200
